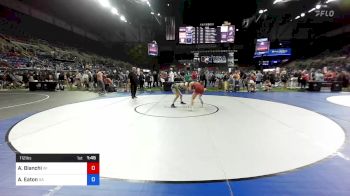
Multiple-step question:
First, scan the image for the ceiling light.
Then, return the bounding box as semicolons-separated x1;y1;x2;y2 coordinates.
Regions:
326;0;338;3
295;16;300;20
157;13;161;16
301;13;305;17
259;10;264;14
308;8;316;13
151;12;154;15
316;4;322;9
273;0;283;4
97;0;110;8
111;7;119;15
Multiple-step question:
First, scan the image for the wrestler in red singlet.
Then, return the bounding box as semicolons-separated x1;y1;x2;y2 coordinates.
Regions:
190;82;205;110
192;82;204;95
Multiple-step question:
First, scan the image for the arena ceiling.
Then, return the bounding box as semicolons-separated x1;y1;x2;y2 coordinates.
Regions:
2;0;348;45
17;0;178;42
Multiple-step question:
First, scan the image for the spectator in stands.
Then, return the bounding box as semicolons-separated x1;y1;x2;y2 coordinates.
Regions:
234;70;241;91
309;68;315;81
191;70;198;81
123;71;129;92
240;71;247;90
96;69;106;94
256;71;263;89
75;71;82;89
216;72;224;90
248;72;256;92
22;72;29;88
185;71;192;84
28;73;34;82
139;71;145;90
58;71;65;90
104;75;113;92
87;70;94;91
93;71;98;89
152;71;159;87
223;72;230;92
168;68;175;84
263;80;272;92
290;71;299;88
314;69;324;82
297;70;302;87
269;71;276;86
280;69;288;88
145;73;152;88
337;70;349;88
82;70;90;90
228;72;235;92
325;68;337;81
301;70;309;89
69;73;75;89
160;71;167;87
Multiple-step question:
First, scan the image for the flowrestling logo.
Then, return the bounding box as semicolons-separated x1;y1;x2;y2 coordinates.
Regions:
315;10;335;17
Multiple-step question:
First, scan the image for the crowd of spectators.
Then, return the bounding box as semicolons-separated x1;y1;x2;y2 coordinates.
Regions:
0;33;133;90
146;66;350;92
1;33;349;92
2;62;349;92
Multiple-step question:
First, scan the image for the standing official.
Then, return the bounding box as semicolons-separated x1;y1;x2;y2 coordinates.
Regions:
128;67;138;99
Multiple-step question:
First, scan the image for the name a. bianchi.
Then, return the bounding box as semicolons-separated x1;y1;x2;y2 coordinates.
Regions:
18;166;43;170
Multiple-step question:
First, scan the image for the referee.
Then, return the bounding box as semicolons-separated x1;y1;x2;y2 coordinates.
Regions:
128;67;138;99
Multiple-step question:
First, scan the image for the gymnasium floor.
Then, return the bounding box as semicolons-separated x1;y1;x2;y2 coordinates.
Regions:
1;91;350;196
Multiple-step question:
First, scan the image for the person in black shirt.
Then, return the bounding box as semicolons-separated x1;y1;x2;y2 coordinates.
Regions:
139;71;145;91
128;67;138;99
199;71;207;88
145;73;152;88
153;71;158;87
58;71;65;90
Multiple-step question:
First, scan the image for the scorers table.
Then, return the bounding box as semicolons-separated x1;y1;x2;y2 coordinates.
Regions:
16;154;99;186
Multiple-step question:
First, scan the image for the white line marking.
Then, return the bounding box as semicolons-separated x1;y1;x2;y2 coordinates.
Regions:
43;186;62;196
336;152;350;161
0;93;50;110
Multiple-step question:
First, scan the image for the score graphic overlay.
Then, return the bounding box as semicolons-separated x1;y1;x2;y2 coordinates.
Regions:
16;154;100;186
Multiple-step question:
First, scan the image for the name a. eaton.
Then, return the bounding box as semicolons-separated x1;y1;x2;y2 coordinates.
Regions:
24;177;39;182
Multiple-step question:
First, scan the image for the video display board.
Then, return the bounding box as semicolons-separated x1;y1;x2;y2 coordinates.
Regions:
179;25;235;44
255;38;270;53
148;42;158;56
196;52;229;67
